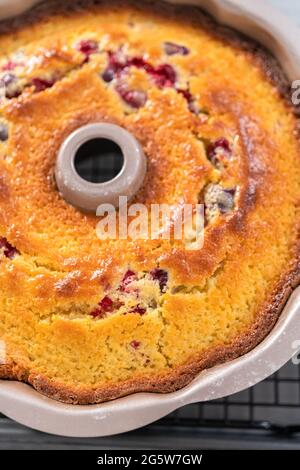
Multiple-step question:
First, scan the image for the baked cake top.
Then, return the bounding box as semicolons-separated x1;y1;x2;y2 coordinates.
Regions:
0;0;299;404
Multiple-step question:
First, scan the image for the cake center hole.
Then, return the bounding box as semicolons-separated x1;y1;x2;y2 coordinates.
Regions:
74;138;124;183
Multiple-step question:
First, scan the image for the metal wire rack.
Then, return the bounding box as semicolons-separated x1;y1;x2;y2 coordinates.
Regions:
159;360;300;437
74;138;124;183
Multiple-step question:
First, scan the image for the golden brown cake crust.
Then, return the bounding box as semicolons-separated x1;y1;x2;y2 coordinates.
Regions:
0;0;300;404
2;259;300;404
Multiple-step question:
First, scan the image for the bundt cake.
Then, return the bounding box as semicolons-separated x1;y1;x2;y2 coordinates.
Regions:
0;0;299;404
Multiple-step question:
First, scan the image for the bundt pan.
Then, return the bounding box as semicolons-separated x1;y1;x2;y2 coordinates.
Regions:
0;0;300;437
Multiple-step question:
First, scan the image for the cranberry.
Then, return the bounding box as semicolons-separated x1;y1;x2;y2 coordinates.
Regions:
91;308;106;319
128;58;176;87
177;88;191;101
0;123;8;141
109;50;127;69
150;269;168;292
101;49;127;82
130;340;141;349
128;56;153;73
177;88;199;114
115;82;147;108
122;89;147;108
119;270;137;292
90;308;104;318
213;137;231;153
99;295;114;312
207;138;232;166
164;41;189;56
149;64;176;88
130;305;146;315
2;61;18;71
31;78;55;92
0;237;19;259
90;295;114;318
102;51;176;91
76;39;98;62
122;270;136;283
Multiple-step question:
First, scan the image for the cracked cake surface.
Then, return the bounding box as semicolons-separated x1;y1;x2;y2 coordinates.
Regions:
0;0;300;404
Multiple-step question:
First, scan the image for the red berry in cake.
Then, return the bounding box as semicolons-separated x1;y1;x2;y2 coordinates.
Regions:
115;81;147;108
128;56;153;73
207;138;232;166
130;305;146;315
109;49;127;70
124;89;147;108
123;56;177;88
149;64;176;88
123;269;136;283
90;295;114;318
90;308;99;318
0;237;19;259
164;41;189;56
2;61;18;71
177;87;199;114
101;52;176;92
99;295;114;312
101;49;127;82
150;269;168;292
76;39;98;62
31;77;56;92
119;269;137;292
211;137;231;154
90;308;104;318
130;340;141;349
